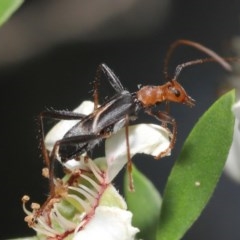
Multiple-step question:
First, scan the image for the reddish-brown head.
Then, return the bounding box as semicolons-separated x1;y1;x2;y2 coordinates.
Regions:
163;80;195;106
136;79;195;107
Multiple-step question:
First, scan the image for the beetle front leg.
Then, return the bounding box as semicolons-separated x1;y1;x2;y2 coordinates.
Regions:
145;109;177;159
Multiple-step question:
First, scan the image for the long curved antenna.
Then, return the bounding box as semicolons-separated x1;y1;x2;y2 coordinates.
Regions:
163;39;232;80
173;57;240;81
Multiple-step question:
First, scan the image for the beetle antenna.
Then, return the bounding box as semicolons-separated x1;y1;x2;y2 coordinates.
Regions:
163;39;232;81
173;57;240;81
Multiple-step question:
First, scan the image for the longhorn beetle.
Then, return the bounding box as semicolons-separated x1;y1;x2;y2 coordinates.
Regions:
39;39;233;194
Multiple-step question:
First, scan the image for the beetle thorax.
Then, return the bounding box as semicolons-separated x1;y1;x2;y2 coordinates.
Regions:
136;85;165;107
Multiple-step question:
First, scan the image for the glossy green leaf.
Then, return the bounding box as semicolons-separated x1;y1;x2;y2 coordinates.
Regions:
124;165;162;240
0;0;24;27
157;90;235;240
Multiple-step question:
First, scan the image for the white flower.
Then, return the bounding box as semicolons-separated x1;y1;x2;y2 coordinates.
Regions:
22;100;171;239
225;100;240;183
73;206;138;240
22;158;139;239
105;123;171;183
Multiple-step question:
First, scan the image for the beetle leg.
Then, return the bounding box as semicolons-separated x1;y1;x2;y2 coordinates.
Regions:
124;115;135;191
145;109;177;159
48;132;110;195
93;63;124;109
38;110;86;169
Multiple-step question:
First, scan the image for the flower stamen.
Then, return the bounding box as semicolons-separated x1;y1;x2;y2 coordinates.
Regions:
22;157;110;239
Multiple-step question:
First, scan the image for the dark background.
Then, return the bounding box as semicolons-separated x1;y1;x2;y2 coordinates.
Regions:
0;0;240;239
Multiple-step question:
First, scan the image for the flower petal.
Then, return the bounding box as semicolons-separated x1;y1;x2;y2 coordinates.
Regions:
225;100;240;183
73;206;139;240
105;123;171;182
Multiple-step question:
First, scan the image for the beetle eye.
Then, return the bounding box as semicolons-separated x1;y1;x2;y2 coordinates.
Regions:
174;89;181;97
169;86;181;97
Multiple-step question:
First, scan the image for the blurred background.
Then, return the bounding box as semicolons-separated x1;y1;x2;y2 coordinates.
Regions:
1;0;240;239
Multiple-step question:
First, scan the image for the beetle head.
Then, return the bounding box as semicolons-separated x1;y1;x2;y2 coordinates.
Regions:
165;80;195;107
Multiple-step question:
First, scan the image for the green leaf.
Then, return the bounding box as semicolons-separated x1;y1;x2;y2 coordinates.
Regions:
157;90;235;240
124;165;162;240
0;0;24;27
